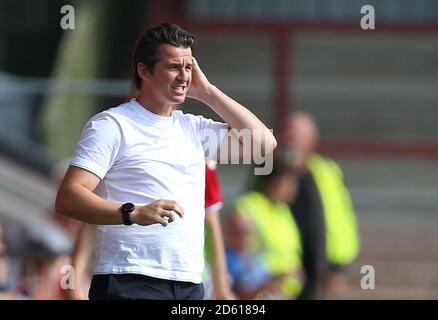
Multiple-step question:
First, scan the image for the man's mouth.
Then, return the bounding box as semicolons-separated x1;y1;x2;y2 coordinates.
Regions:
171;85;186;94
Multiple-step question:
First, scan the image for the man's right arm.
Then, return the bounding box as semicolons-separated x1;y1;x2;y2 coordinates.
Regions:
55;166;184;225
55;166;125;225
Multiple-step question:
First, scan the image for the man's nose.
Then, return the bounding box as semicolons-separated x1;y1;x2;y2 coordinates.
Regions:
177;69;190;82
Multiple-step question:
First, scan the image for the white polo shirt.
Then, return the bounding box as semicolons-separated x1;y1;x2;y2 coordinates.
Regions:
70;99;228;283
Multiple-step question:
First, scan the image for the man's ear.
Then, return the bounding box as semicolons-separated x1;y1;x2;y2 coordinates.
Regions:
137;63;151;82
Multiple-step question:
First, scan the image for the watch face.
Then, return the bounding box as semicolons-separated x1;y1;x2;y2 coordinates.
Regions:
122;202;135;212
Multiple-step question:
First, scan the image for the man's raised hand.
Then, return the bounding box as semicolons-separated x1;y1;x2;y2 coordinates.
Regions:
187;57;213;103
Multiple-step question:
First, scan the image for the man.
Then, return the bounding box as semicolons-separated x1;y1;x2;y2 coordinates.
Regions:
55;23;276;300
66;160;234;300
283;112;359;299
229;158;302;299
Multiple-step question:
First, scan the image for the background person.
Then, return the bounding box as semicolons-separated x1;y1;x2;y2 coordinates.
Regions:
224;212;287;300
283;112;360;299
202;159;235;300
229;157;303;299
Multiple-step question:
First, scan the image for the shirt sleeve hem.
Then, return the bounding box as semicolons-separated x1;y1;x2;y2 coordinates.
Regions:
69;161;106;180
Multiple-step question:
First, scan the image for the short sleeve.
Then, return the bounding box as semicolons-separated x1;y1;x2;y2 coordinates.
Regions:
70;113;122;179
205;160;223;212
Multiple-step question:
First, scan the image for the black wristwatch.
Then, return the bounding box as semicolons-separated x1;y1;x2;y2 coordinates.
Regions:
121;202;135;226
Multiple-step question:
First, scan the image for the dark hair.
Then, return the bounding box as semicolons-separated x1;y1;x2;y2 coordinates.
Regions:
251;154;295;193
133;23;195;88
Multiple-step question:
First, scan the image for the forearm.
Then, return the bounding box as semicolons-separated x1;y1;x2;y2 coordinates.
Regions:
200;86;277;155
56;183;122;225
211;240;232;298
71;223;96;276
206;212;233;299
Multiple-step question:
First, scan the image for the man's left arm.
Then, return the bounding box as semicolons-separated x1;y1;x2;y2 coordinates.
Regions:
188;58;277;158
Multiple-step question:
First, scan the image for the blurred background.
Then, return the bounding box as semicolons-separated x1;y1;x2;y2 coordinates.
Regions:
1;0;438;299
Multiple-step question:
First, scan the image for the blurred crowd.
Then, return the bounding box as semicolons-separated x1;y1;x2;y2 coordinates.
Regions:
0;112;359;300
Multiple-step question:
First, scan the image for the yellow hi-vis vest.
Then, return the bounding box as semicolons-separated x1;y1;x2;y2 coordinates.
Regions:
307;154;360;266
235;191;302;298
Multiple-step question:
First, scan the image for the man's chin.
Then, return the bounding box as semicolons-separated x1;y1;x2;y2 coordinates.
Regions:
171;96;187;105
